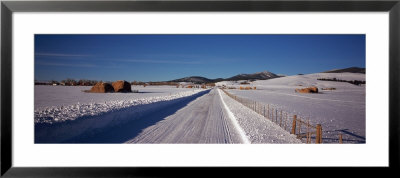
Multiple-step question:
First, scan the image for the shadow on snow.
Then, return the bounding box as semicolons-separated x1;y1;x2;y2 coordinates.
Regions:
35;90;211;144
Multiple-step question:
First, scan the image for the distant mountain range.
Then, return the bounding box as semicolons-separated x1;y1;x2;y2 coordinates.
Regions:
169;67;365;84
323;67;365;74
225;71;279;81
170;71;279;84
170;76;215;83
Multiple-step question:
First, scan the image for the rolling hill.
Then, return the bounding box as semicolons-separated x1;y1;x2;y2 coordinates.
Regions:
169;71;279;84
323;67;365;74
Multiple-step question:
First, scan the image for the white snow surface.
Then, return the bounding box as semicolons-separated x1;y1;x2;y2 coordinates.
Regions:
126;89;244;143
218;89;251;144
35;86;301;144
35;88;210;143
219;89;302;144
216;72;366;143
34;72;364;144
35;85;198;109
35;85;205;124
125;88;300;144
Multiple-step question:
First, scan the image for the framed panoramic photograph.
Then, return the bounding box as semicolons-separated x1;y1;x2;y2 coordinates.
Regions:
32;34;366;144
1;0;399;177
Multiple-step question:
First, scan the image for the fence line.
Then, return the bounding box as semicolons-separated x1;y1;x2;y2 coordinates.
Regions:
221;89;325;144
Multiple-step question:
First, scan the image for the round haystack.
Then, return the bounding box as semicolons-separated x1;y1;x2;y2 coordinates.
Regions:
112;80;132;92
309;87;318;93
295;86;318;93
90;82;114;93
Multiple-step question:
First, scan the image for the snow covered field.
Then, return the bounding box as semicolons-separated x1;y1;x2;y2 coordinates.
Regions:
35;85;203;123
34;85;302;144
219;89;301;144
34;85;208;143
35;85;198;109
217;73;366;143
34;72;365;144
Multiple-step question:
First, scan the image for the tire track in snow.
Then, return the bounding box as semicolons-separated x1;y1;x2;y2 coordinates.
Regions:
219;89;302;144
217;89;251;144
126;88;243;143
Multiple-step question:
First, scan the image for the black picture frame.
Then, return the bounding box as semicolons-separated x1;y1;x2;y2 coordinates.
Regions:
1;0;399;177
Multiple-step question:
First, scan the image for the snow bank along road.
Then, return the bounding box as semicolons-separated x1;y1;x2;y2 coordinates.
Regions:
36;87;300;144
218;73;366;143
128;88;300;144
127;88;246;143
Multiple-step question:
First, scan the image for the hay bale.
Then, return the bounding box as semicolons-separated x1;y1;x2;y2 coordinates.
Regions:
309;87;318;93
295;87;318;93
112;80;132;92
90;82;114;93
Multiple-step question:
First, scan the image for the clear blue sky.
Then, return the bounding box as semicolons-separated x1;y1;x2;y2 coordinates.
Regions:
35;34;365;82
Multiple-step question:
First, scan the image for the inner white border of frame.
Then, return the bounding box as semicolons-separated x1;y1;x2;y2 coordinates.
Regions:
12;12;388;167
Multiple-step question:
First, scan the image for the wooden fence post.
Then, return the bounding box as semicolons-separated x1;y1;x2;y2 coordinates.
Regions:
307;119;310;143
284;112;287;131
298;118;301;135
272;108;274;121
339;134;343;144
291;115;297;134
257;102;259;114
316;124;322;144
263;105;265;118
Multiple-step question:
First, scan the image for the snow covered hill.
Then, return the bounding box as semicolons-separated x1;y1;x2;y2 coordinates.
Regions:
168;70;279;84
323;67;365;74
34;71;365;144
225;71;279;81
216;72;366;143
170;76;214;84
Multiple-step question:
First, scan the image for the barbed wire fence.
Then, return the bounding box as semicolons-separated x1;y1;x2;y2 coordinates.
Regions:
221;89;339;144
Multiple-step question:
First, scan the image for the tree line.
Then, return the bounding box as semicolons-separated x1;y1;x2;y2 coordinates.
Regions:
35;79;103;86
317;78;366;86
35;79;217;87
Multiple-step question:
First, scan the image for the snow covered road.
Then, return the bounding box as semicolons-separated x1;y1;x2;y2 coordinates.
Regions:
35;86;301;144
127;88;245;143
127;88;300;144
